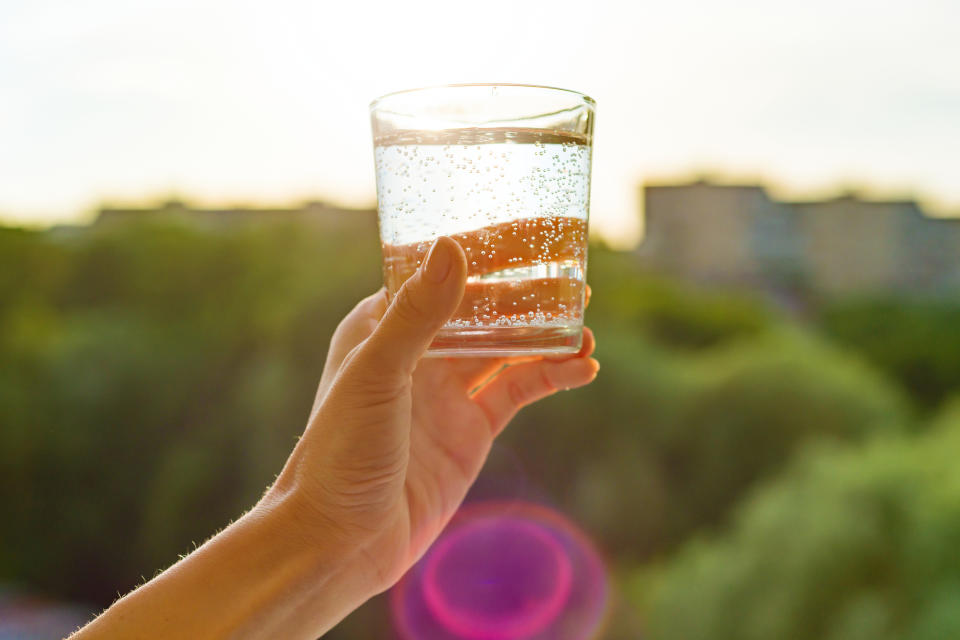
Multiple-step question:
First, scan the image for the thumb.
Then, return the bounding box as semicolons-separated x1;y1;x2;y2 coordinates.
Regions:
357;236;467;378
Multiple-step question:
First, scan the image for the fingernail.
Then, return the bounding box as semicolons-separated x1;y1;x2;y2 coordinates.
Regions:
423;237;453;283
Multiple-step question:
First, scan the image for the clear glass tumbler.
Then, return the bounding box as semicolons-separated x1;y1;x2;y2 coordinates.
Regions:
370;83;595;357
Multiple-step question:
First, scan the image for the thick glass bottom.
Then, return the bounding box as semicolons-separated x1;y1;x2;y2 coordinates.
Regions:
425;325;582;358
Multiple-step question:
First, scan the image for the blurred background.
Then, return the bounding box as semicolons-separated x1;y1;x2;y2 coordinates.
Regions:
2;0;960;638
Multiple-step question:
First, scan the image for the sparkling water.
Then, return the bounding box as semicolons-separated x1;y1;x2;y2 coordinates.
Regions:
374;127;590;355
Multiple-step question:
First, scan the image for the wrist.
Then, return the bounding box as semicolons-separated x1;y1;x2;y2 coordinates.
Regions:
74;486;375;640
260;468;365;559
193;489;379;639
258;479;384;595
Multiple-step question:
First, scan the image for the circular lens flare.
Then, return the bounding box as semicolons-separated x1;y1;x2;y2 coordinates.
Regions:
423;518;573;639
392;501;609;640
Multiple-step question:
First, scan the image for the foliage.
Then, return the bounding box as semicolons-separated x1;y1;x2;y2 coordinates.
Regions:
0;220;381;603
819;299;960;411
642;411;960;640
502;329;908;563
0;219;942;636
587;247;773;350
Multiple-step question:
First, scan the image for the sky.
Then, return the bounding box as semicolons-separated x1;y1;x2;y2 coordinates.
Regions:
1;0;958;246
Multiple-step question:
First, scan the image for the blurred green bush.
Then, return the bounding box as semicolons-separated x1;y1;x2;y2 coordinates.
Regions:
503;328;908;564
587;247;773;350
819;299;960;411
641;403;960;640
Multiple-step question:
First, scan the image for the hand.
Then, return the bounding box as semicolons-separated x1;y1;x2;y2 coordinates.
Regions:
271;236;599;595
71;236;598;640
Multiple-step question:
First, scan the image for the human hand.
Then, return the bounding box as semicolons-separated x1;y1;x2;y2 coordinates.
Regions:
270;236;599;596
71;236;597;640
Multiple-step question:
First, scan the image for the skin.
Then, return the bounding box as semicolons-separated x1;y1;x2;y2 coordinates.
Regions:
71;237;598;639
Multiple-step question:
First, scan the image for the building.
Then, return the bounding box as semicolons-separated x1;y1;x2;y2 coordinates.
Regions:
639;180;960;297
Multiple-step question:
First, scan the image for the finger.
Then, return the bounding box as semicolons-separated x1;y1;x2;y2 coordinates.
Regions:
354;237;467;382
443;326;596;390
324;289;389;373
422;357;534;396
422;279;589;389
440;357;509;391
546;326;596;362
312;289;390;416
471;355;600;437
328;289;388;356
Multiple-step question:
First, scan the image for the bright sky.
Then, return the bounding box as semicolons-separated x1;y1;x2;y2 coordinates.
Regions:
2;0;958;246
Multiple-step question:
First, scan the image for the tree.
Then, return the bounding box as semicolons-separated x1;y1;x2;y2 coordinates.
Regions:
643;407;960;640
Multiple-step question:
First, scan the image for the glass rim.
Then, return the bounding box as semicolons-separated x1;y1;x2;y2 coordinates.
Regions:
369;83;596;112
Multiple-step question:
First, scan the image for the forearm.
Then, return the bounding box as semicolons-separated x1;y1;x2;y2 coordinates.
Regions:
71;489;375;640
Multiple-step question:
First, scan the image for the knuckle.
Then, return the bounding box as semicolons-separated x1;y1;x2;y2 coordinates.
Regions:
358;288;388;317
505;364;558;409
539;366;559;392
334;291;387;339
344;347;410;394
340;342;365;370
506;379;529;407
331;317;356;345
392;283;428;326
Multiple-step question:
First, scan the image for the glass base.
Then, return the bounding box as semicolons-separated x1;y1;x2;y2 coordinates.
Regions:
425;325;583;358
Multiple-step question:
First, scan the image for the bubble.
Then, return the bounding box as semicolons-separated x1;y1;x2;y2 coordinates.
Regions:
375;132;590;316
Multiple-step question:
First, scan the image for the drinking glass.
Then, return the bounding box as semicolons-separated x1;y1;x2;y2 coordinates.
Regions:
370;83;595;357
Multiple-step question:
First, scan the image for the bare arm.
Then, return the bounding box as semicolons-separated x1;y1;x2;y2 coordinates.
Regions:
72;489;379;639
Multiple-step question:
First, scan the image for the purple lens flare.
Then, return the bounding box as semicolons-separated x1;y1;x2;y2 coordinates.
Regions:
422;518;573;639
392;501;610;640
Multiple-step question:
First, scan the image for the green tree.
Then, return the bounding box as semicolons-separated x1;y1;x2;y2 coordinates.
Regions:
643;407;960;640
820;299;960;411
588;247;773;350
502;329;908;562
